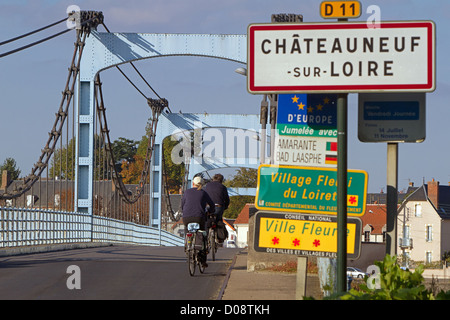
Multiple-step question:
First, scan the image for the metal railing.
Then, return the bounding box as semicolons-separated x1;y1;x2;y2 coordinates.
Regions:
0;207;184;248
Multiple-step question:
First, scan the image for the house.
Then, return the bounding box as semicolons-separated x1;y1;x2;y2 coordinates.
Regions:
360;204;387;243
234;203;254;248
397;179;450;264
223;219;237;247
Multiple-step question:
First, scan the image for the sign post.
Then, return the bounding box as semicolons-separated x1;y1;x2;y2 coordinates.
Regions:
336;93;348;293
248;10;435;295
358;92;426;255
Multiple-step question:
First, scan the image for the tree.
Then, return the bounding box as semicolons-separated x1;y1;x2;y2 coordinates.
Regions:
50;138;76;180
112;137;138;173
0;157;21;181
223;167;257;219
120;154;149;185
162;136;185;193
224;167;257;188
225;195;254;219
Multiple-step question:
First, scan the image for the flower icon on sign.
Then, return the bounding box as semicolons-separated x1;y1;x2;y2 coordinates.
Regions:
313;239;321;247
272;237;280;245
292;238;300;247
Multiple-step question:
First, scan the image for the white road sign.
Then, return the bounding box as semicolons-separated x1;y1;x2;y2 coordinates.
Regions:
274;135;337;167
247;21;435;93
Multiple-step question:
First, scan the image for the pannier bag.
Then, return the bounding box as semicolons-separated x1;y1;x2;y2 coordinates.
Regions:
216;221;228;241
195;231;207;250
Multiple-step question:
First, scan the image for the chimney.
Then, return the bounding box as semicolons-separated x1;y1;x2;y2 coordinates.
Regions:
1;170;11;191
409;181;414;187
428;178;439;208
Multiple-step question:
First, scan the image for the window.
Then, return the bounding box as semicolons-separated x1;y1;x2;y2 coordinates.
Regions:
426;225;433;242
364;231;370;242
426;251;432;264
415;204;422;217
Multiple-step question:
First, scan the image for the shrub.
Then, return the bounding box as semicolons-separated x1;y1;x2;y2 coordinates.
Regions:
324;254;450;300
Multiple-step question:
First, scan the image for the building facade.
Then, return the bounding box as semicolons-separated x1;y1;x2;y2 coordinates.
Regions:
397;180;450;264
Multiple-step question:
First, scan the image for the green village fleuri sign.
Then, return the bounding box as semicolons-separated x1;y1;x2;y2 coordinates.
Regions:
255;165;368;217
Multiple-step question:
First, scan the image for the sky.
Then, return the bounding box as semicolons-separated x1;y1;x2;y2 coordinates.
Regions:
0;0;449;194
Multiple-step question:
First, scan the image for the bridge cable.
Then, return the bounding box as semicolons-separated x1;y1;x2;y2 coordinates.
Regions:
94;75;165;205
0;29;71;58
101;22;172;113
0;17;67;46
0;13;102;58
97;22;179;220
0;12;104;200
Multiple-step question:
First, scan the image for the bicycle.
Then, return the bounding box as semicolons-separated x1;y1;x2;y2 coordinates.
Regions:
207;213;218;261
185;222;207;276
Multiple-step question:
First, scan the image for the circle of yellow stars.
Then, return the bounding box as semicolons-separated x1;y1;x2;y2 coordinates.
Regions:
291;95;332;113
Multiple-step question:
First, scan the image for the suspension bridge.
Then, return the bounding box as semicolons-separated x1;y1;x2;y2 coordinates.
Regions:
0;10;267;250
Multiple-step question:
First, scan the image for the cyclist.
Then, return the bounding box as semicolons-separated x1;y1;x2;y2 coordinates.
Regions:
182;176;215;268
203;173;230;243
204;173;230;222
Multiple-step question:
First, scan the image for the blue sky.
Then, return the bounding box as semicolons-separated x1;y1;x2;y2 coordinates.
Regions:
0;0;449;193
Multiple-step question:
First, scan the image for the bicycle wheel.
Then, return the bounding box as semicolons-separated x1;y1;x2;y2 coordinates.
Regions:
208;229;216;261
188;236;196;276
198;250;205;274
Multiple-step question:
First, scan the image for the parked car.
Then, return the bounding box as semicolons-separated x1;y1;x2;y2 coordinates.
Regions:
224;240;237;248
347;267;368;279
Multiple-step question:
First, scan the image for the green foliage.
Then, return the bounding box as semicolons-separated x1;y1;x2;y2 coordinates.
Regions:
223;168;257;188
162;136;185;193
0;157;21;180
222;168;257;219
324;254;450;300
224;195;254;219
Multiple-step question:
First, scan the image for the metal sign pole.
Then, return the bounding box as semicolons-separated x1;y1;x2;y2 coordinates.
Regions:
386;142;399;255
336;93;348;293
336;10;349;293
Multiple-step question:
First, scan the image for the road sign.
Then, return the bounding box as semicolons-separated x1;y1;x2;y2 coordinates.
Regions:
275;94;337;167
320;1;361;19
255;165;368;216
358;93;426;143
274;135;337;167
247;21;435;93
276;94;337;137
254;211;362;259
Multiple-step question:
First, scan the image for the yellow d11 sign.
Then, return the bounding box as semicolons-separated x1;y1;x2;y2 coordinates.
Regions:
320;1;361;19
254;211;362;259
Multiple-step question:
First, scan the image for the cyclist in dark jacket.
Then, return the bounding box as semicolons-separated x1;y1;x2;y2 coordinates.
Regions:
203;173;230;221
182;176;215;231
182;176;215;268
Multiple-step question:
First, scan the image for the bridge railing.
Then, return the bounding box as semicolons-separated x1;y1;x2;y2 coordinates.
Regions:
0;207;184;248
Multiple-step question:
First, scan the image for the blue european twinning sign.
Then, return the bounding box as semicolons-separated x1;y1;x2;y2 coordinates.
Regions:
276;94;338;137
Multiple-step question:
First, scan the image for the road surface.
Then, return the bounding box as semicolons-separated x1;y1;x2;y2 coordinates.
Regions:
0;244;239;300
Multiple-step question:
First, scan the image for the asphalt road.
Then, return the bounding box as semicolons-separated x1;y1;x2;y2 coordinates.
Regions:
0;245;240;300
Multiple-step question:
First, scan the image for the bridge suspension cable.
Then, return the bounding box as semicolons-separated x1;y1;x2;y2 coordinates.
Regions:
0;11;104;200
0;17;67;46
92;22;179;220
1;13;184;224
0;11;103;58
